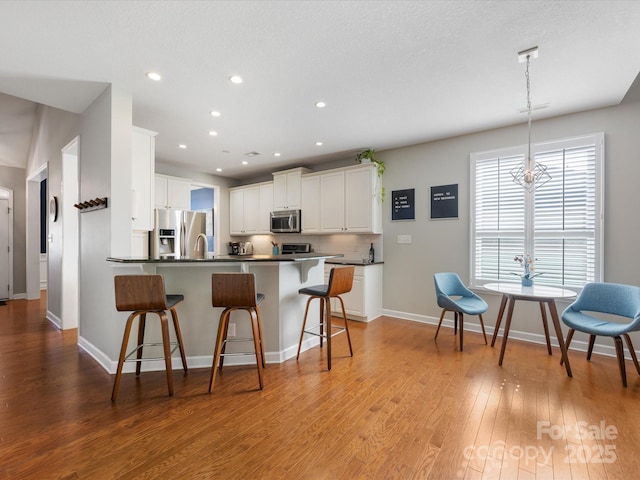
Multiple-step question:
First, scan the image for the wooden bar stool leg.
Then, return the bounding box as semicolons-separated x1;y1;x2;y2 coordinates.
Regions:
319;298;325;348
297;297;314;360
219;308;234;370
209;309;230;393
325;298;332;370
159;312;174;396
256;306;266;368
135;313;146;376
249;309;264;390
170;307;188;372
112;313;137;402
337;296;353;356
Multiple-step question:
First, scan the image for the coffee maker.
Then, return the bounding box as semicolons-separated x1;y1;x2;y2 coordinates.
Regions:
228;241;253;255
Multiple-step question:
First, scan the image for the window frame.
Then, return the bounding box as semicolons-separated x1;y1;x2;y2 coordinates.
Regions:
469;132;604;291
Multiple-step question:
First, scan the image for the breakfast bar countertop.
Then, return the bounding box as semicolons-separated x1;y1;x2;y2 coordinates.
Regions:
107;253;343;263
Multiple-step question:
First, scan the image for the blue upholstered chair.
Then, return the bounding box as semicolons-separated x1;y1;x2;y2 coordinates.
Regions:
561;282;640;387
433;272;488;351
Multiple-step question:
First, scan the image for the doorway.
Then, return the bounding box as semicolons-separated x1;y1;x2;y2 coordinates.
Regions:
0;189;12;300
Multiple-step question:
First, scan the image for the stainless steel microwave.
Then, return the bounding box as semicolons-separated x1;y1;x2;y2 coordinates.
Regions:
270;210;301;233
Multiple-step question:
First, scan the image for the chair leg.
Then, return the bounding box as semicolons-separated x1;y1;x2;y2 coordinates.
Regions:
623;334;640;375
454;312;458;335
209;309;230;393
319;298;325;348
336;296;353;357
158;311;174;397
111;312;138;402
586;335;596;361
325;298;333;370
256;306;266;368
170;307;188;373
561;329;575;366
135;313;146;376
459;313;464;352
219;309;233;370
297;297;314;360
614;336;627;387
478;314;488;345
434;309;447;341
249;309;264;390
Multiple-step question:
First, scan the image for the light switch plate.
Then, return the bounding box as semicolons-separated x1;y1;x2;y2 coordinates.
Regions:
397;235;412;244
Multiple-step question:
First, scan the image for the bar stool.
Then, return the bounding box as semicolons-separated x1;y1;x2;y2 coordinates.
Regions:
209;273;266;393
112;275;188;401
296;266;354;370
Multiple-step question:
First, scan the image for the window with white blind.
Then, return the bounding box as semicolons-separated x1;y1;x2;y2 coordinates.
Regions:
470;133;604;290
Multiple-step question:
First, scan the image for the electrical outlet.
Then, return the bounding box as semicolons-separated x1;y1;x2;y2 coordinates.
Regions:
397;235;412;244
228;323;236;337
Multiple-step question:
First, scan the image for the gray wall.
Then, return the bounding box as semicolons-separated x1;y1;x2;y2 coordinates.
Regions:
0;165;26;294
380;99;640;347
29;106;80;316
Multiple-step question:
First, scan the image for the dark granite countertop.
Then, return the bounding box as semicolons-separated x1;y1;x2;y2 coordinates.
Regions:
107;253;343;263
325;258;384;266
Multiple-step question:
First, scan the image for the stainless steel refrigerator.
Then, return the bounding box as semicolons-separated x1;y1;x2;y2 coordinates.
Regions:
152;208;207;259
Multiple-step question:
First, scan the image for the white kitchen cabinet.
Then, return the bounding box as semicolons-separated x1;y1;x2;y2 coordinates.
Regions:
318;164;382;234
301;174;320;233
155;174;192;210
324;263;383;322
131;127;157;231
273;167;310;210
230;182;273;235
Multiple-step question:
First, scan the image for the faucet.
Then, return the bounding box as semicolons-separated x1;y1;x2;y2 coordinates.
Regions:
195;234;208;259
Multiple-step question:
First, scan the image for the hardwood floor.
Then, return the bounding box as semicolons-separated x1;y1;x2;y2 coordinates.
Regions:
2;296;640;479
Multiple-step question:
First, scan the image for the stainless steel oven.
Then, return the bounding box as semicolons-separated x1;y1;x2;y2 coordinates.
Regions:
270;210;301;233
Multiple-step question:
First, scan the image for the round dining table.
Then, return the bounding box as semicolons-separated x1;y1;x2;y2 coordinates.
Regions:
484;282;577;377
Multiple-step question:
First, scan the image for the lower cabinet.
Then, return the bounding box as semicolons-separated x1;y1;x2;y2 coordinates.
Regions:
323;263;383;322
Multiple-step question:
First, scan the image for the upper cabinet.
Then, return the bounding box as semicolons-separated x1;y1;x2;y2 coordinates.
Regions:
302;164;382;234
131;127;157;232
155;174;192;210
272;167;310;210
230;182;273;235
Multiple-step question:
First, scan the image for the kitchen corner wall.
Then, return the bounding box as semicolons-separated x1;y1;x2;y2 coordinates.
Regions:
379;99;640;344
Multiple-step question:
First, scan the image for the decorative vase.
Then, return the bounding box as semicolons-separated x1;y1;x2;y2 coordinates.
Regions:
272;246;279;255
521;277;533;287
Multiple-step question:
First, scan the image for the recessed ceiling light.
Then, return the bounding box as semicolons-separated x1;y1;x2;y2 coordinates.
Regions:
146;72;161;81
178;144;187;149
315;142;323;146
216;168;222;172
315;101;326;108
210;110;221;117
274;152;281;157
229;75;243;84
208;130;218;136
242;161;248;165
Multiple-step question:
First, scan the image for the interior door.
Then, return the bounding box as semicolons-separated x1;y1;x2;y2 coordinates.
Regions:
0;198;9;300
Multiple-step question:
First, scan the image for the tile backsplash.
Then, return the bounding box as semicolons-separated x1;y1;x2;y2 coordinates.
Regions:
230;233;383;262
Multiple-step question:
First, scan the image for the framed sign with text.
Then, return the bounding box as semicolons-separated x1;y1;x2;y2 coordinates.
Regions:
392;189;415;220
430;184;458;219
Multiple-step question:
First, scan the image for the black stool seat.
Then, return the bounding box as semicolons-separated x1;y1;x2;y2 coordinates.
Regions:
299;285;330;296
165;294;185;308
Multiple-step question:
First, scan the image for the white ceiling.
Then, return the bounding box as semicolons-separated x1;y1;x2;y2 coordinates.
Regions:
1;0;640;179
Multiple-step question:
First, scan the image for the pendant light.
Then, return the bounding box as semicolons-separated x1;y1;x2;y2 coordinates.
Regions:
510;46;551;191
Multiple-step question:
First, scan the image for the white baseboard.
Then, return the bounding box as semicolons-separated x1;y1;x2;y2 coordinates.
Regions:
78;335;322;374
46;310;62;329
381;308;634;361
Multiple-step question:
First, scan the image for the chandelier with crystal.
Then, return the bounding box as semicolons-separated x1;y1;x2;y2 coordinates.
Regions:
510;46;551;192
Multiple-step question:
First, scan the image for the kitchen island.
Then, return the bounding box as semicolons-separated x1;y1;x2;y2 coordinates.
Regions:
104;253;342;373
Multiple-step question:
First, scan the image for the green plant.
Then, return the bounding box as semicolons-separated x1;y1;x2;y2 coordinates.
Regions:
355;148;386;201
